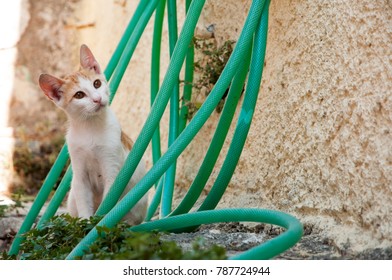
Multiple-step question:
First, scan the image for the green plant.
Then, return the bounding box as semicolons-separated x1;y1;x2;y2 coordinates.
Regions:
193;38;235;92
11;134;66;196
0;205;7;217
185;37;236;119
1;214;226;260
20;214;99;260
0;192;25;218
83;224;226;260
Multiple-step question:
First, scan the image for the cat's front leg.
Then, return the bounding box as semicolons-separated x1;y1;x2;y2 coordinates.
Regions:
67;187;78;217
101;165;120;201
70;175;95;219
100;155;130;211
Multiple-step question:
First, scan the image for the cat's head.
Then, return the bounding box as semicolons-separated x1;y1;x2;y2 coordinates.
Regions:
39;44;109;121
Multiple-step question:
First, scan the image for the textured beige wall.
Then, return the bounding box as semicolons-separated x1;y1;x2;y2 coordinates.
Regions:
248;0;392;250
76;0;392;251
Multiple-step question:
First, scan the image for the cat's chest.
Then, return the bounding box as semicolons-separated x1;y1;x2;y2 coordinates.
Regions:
67;128;124;190
66;109;122;150
67;134;122;160
66;123;124;167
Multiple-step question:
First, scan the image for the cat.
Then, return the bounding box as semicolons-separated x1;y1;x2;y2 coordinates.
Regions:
38;44;147;224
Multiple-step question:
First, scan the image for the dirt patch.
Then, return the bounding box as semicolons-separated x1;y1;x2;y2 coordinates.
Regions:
162;222;392;260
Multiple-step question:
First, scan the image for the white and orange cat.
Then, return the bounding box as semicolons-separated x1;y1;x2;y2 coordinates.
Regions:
39;44;147;224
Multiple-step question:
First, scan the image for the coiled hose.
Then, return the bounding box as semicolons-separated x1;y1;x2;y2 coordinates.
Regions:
9;0;303;260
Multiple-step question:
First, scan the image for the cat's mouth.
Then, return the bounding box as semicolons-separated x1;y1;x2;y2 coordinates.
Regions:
94;103;107;112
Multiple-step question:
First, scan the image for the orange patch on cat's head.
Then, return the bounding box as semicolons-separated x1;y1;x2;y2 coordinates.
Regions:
59;68;105;106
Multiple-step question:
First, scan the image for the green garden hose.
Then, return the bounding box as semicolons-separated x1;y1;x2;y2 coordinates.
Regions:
9;0;303;260
150;0;165;166
178;0;195;134
161;0;180;217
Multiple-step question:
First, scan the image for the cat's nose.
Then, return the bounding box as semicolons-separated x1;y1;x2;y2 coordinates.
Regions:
93;96;102;104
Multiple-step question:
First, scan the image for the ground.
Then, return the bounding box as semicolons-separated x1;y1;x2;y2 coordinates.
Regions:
1;204;391;259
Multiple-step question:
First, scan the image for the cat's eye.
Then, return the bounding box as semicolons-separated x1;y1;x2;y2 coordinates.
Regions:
74;91;86;99
93;79;101;89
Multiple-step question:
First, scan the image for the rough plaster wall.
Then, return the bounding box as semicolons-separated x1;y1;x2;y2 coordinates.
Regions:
75;0;392;250
230;0;392;250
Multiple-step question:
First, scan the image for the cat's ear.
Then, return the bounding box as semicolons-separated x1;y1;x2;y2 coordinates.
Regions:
80;44;101;74
39;74;64;103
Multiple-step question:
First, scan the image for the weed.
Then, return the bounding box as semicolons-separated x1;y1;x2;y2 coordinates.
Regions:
185;37;236;119
0;192;25;218
1;214;226;260
0;205;7;218
11;132;66;196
